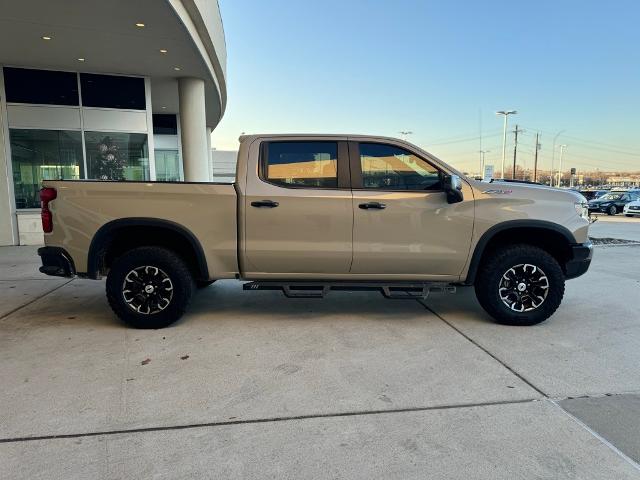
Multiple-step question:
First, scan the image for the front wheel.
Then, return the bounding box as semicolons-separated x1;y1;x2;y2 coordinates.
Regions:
607;205;617;215
475;244;565;326
106;246;194;328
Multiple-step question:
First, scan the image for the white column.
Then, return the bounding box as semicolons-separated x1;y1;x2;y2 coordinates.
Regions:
0;78;18;245
178;77;209;182
206;126;213;182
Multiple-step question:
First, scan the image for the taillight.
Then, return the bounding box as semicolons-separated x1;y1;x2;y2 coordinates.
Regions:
40;187;57;233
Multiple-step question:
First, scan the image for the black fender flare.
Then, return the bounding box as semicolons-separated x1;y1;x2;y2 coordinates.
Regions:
87;218;208;280
464;220;577;285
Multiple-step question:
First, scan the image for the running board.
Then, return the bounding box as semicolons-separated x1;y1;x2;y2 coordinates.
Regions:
243;281;456;300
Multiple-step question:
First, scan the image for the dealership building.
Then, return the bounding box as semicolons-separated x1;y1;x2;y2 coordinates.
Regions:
0;0;227;245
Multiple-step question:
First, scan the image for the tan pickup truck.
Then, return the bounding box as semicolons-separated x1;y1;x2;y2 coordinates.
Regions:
38;134;592;328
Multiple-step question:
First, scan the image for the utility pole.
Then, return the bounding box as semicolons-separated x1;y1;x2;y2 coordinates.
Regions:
512;125;524;179
533;132;541;183
496;110;517;179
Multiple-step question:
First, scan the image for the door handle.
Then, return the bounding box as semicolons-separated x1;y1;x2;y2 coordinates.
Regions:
251;200;279;208
359;202;386;210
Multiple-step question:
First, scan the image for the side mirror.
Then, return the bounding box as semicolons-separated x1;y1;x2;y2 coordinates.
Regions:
444;174;464;204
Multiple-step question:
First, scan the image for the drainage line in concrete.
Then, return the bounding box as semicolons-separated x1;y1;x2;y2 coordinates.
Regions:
0;398;539;444
0;279;74;321
417;299;549;398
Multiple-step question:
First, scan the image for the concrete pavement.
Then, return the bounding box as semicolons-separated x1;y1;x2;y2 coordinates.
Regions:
1;216;640;478
2;401;638;480
590;214;640;242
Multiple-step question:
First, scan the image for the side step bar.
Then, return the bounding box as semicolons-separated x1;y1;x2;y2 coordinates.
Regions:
243;281;456;300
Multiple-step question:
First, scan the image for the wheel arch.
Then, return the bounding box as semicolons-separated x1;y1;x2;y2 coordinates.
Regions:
464;220;577;285
87;218;209;280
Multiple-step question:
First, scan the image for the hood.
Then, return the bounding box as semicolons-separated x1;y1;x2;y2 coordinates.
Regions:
467;179;586;203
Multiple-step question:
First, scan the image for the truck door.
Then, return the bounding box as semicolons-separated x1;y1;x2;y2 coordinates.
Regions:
350;141;474;278
243;140;353;276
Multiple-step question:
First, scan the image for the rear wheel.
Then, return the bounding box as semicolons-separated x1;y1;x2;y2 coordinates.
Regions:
475;244;565;326
106;246;194;328
607;205;617;215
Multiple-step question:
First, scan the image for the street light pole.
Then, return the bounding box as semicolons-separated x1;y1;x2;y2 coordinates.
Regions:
551;130;565;186
496;110;517;179
557;144;567;187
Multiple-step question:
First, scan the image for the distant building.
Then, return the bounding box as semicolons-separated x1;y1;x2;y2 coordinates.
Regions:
211;150;237;182
606;176;640;187
0;0;227;245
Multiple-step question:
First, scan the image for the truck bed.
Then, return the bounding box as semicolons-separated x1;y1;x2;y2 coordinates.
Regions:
42;179;239;278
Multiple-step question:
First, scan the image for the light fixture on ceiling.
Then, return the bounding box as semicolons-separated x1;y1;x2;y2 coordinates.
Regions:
41;36;52;40
161;106;167;109
135;22;145;28
160;49;168;54
173;67;181;71
78;58;85;62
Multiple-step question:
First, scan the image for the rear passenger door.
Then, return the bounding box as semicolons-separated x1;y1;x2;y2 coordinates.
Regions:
243;140;353;276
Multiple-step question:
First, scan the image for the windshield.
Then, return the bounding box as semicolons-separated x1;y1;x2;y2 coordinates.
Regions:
601;193;623;200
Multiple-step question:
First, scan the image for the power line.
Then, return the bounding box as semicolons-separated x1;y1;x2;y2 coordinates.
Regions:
518;125;640;156
426;132;502;146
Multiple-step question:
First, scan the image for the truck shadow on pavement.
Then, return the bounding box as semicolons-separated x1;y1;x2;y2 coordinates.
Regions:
187;280;496;327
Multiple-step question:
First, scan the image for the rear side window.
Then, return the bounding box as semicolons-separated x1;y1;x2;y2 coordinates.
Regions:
263;141;338;188
359;143;441;191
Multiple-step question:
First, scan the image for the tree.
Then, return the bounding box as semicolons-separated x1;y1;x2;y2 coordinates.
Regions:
95;136;126;180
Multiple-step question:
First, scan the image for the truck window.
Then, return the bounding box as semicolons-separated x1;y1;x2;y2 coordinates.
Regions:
359;143;441;191
263;142;338;188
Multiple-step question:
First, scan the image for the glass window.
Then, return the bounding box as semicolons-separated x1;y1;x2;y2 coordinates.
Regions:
359;143;441;190
264;142;338;188
153;114;178;135
154;149;181;181
3;67;79;106
10;129;83;209
80;73;145;110
85;132;149;181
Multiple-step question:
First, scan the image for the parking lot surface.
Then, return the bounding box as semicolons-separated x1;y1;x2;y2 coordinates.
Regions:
2;216;640;479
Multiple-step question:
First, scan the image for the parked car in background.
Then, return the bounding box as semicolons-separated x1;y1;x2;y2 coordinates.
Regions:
579;190;600;201
588;191;640;215
578;189;609;201
623;199;640;217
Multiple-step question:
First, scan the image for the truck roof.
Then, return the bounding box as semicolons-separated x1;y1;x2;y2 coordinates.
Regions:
238;133;411;143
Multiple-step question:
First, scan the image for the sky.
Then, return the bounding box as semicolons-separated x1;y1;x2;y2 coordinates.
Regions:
212;0;640;174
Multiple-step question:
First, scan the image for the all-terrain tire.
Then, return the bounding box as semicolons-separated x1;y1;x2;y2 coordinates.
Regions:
106;246;194;328
474;244;565;326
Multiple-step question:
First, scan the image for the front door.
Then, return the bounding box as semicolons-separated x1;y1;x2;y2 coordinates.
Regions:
243;140;353;276
350;141;474;278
